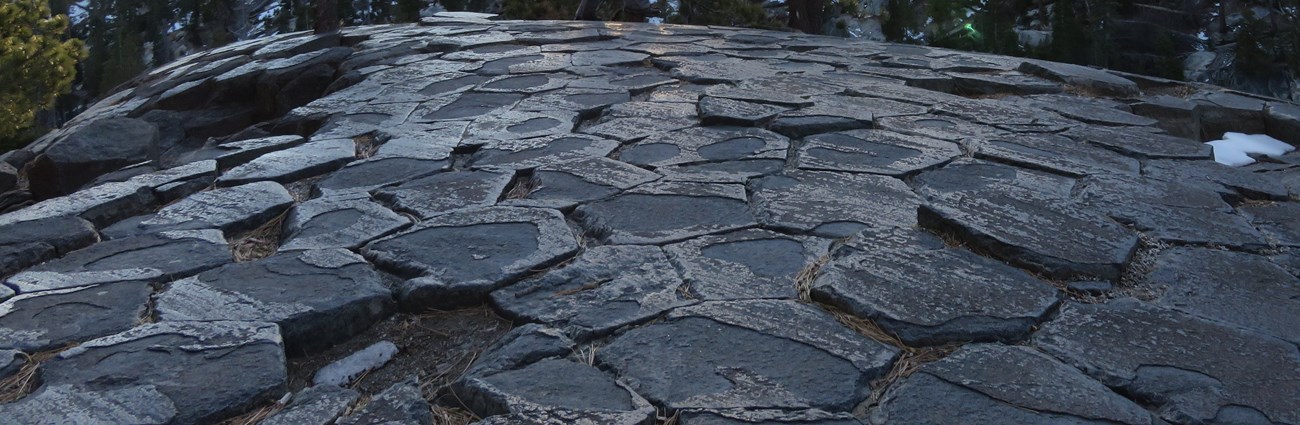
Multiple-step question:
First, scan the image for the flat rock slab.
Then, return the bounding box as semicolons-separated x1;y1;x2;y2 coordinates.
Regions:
1077;173;1269;249
5;230;231;294
218;138;356;186
974;133;1140;177
13;321;287;425
471;134;620;170
500;158;660;209
1034;299;1300;425
314;156;449;195
1018;60;1139;97
0;216;98;277
750;170;922;238
598;299;899;412
873;344;1153;425
363;207;579;310
679;409;863;424
915;160;1139;280
492;245;690;340
574;182;756;245
280;192;411;251
261;384;360;425
797;129;960;176
664;229;830;300
1063;125;1212;160
102;181;294;239
335;379;432;425
1241;202;1300;246
457;358;656;424
0;160;217;227
618;126;788;168
214;135;307;169
156;249;394;354
373;170;513;219
0;282;150;352
1148;247;1300;346
813;227;1061;345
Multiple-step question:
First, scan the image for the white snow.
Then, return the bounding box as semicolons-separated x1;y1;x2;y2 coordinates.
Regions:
1205;132;1295;166
312;341;399;386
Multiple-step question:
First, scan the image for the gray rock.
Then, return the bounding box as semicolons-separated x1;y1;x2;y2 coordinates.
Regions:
464;324;574;378
1191;90;1269;139
336;378;433;425
916;160;1139;280
1265;101;1300;146
0;162;15;193
797;129;961;176
466;110;579;142
0;349;22;380
0;160;217;227
419;92;524;121
25;118;159;198
1129;94;1201;139
875;114;1004;143
575;182;756;244
156;249;393;354
1077;173;1269;249
0;384;177;425
0;282;151;352
214;135;307;170
314;156;450;195
280;191;411;251
1150;247;1300;345
492;245;691;340
0;216;98;276
313;341;400;386
750;170;921;238
456;358;656;424
679;409;863;424
1143;159;1291;201
5;230;231;294
218;138;356;186
598;299;899;411
1034;300;1300;425
1016;94;1159;127
471;134;620;170
37;321;287;425
1018;60;1139;96
364;207;579;310
102;181;294;239
813;227;1061;345
499;158;660;209
373;170;513;219
974;132;1140;177
261;385;361;425
664;229;830;300
699;96;790;126
1241;202;1300;246
933;98;1075;133
949;72;1062;95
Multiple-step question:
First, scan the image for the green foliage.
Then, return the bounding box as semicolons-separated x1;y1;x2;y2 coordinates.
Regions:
678;0;778;28
502;0;582;20
0;0;84;141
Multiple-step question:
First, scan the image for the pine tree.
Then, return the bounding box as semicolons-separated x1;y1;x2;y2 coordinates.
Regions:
0;0;85;142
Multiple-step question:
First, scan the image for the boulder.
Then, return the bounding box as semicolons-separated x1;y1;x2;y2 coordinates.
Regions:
25;118;159;199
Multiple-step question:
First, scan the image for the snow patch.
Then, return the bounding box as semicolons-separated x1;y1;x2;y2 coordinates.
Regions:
1205;132;1295;166
313;341;399;387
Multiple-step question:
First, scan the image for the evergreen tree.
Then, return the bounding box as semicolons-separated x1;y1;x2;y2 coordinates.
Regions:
0;0;84;143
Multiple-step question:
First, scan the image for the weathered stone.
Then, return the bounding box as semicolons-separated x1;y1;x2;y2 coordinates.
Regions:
1143;158;1291;201
25;118;160;198
335;379;432;425
457;358;656;425
466;111;579;142
0;283;151;352
218;138;356;186
465;324;574;378
419;92;525;121
500;158;659;210
599;300;898;411
1078;173;1269;249
492;245;690;340
314;156;449;195
261;385;360;425
750;170;921;238
974;132;1140;177
873;344;1153;425
574;182;755;244
1034;300;1300;425
1018;60;1139;96
933;98;1076;133
156;249;394;354
5;230;231;294
618;126;788;175
0;384;178;425
1017;94;1159;127
949;72;1062;95
1265;101;1300;146
34;321;287;425
373;170;512;219
214;135;307;170
0;216;98;276
103;181;294;239
281;192;410;251
1149;248;1300;345
1191;90;1269;139
0;163;15;193
916;160;1139;280
815;227;1061;345
363;207;579;310
0;160;217;227
679;409;863;424
1241;202;1300;246
471;134;620;170
0;349;21;380
664;229;829;300
699;96;790;126
798;129;960;176
1129;94;1201;139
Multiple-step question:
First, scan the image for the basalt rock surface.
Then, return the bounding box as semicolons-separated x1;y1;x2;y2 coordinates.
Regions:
2;14;1299;425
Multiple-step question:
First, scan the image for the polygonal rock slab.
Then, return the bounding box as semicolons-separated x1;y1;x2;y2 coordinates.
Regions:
33;321;287;425
218;138;356;186
5;230;231;294
261;384;360;425
618;127;788;168
314;156;449;195
0;282;151;352
973;132;1140;177
471;134;621;170
872;344;1154;425
932;98;1075;133
1144;159;1290;201
698;96;790;126
1148;247;1300;346
214;135;307;169
797;130;960;176
749;170;922;238
491;245;691;340
363;207;579;310
0;216;98;277
915;161;1138;280
1077;173;1269;249
102;181;294;239
1241;202;1300;246
464;323;575;378
280;192;411;251
598;300;899;411
664;229;830;300
373;170;513;219
1062;125;1212;160
499;158;660;210
574;182;756;245
679;409;863;424
0;160;217;227
1018;60;1139;97
456;358;656;425
812;227;1061;345
1017;94;1158;127
0;384;178;425
466;110;579;142
1033;300;1300;425
156;249;394;354
334;379;432;425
